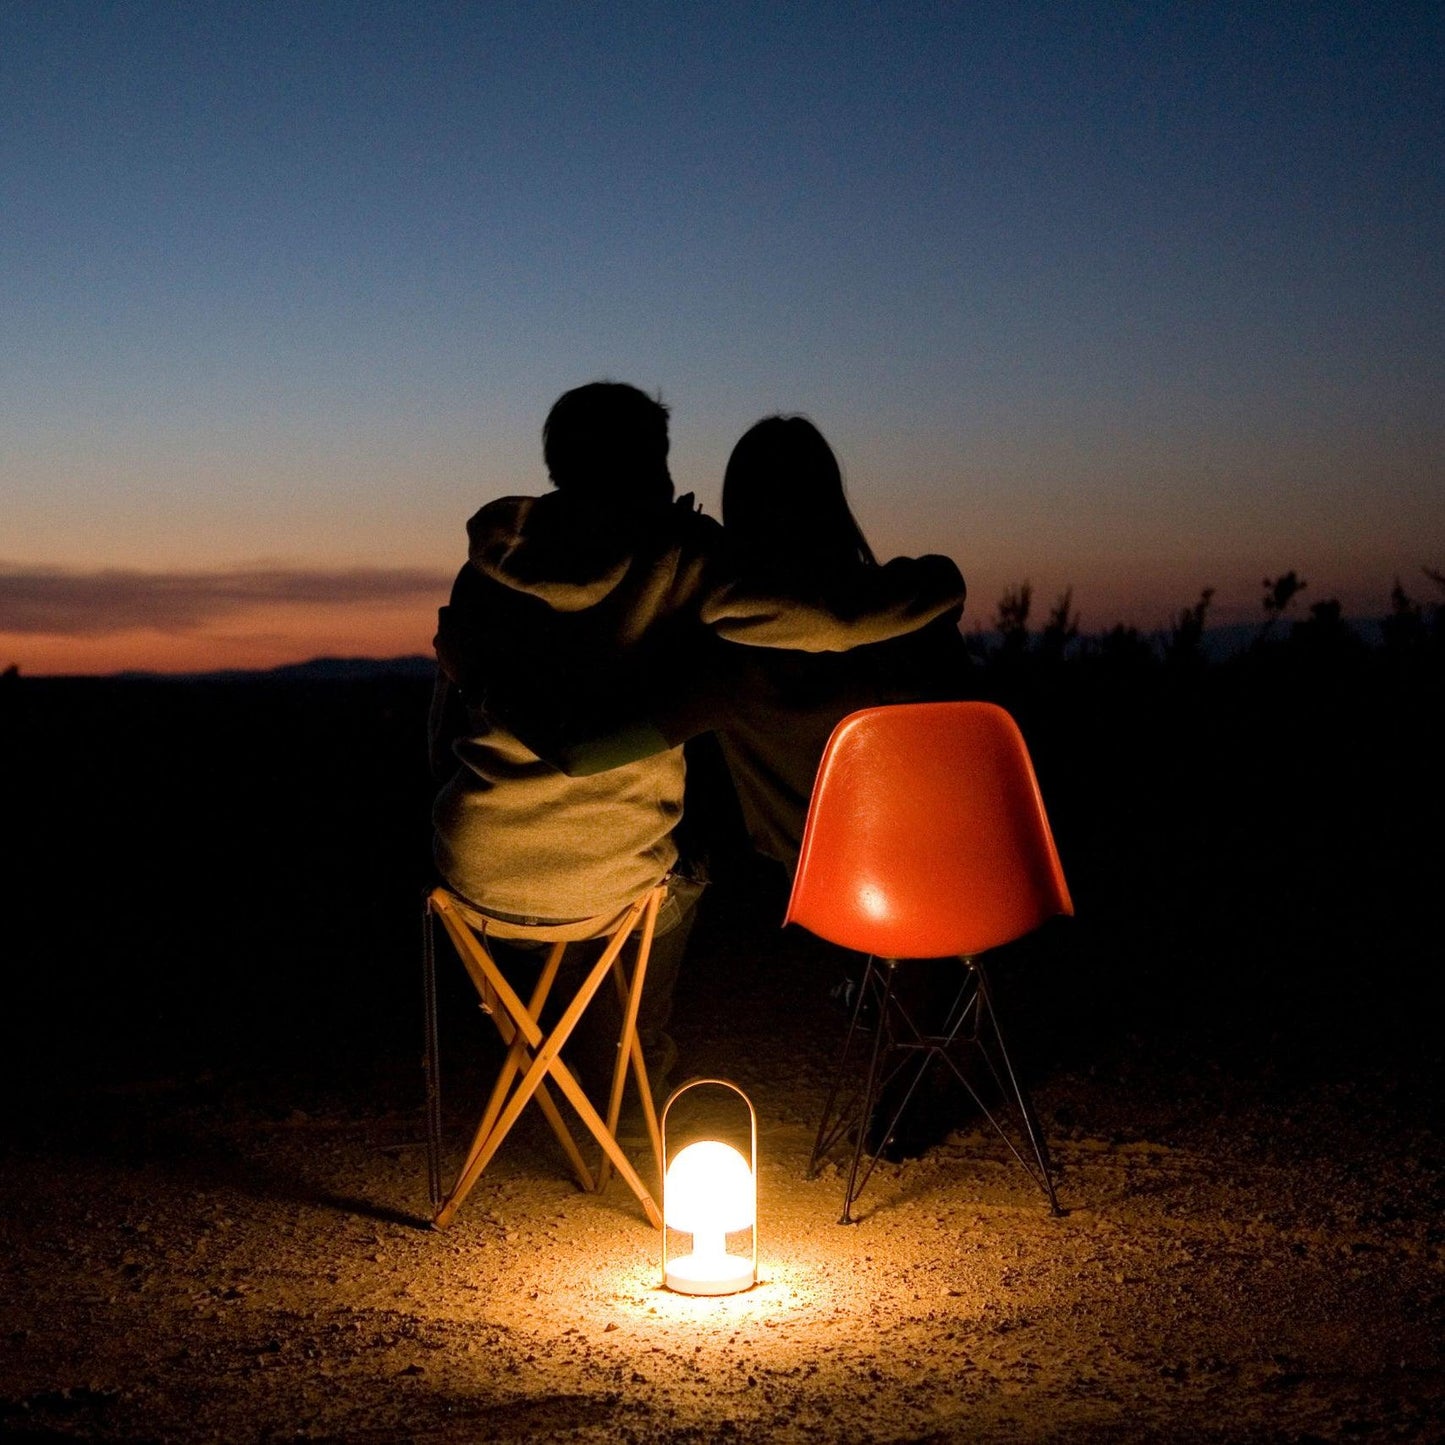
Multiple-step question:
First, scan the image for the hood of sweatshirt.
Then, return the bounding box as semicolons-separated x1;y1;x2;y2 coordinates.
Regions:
465;491;705;613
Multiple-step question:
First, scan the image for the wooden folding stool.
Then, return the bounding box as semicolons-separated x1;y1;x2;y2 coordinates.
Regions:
423;884;666;1230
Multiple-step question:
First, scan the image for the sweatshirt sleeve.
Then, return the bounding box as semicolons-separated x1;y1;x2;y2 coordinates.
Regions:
699;554;966;652
514;635;743;776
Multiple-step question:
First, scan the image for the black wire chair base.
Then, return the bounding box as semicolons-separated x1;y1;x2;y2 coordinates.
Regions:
808;955;1062;1223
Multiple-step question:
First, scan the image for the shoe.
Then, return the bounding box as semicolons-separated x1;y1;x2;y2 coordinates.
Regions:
845;1114;915;1165
861;1061;956;1162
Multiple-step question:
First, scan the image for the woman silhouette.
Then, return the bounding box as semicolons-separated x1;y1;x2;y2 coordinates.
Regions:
705;414;971;868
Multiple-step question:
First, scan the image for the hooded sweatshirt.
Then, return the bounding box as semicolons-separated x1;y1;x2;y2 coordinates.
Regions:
431;489;964;922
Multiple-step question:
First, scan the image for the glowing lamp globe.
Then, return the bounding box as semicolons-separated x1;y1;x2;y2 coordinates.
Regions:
660;1079;758;1296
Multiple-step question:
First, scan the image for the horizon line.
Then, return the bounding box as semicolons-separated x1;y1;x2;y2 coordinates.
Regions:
4;613;1412;681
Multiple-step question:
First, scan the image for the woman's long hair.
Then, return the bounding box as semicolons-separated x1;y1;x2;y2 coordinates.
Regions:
721;415;877;589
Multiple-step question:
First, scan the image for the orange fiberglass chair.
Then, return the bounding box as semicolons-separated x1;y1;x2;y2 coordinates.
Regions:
786;701;1074;1223
422;884;666;1231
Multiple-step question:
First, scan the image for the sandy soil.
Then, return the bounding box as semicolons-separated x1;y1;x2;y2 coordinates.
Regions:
3;891;1441;1445
3;664;1441;1441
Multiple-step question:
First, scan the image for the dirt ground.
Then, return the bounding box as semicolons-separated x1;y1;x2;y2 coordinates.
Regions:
3;883;1442;1445
3;666;1441;1441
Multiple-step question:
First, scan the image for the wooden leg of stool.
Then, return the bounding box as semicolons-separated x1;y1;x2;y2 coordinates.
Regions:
596;889;660;1191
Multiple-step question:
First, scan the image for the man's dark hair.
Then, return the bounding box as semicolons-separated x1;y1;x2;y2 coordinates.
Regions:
542;381;673;507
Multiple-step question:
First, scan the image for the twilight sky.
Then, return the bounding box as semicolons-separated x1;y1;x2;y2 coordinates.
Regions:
3;1;1441;674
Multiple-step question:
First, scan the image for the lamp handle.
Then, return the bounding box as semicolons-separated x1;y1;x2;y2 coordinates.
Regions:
659;1077;758;1287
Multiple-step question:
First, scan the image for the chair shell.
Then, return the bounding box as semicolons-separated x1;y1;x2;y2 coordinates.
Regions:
785;700;1073;959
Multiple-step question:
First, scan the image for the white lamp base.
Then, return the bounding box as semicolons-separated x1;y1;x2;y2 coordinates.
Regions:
664;1252;754;1296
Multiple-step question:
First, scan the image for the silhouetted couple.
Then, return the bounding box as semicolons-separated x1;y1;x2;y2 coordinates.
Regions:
429;381;968;1131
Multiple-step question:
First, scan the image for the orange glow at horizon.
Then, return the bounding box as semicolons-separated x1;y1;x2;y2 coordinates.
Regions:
2;598;439;677
4;560;1424;677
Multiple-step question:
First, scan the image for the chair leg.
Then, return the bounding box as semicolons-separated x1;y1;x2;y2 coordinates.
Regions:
433;919;662;1230
546;1059;663;1228
448;943;598;1200
807;956;905;1224
471;946;565;1157
624;1025;663;1178
435;904;598;1192
430;896;607;1226
927;960;1061;1215
837;960;899;1223
809;956;877;1178
619;893;670;1177
477;924;664;1225
862;983;943;1160
808;953;1062;1218
971;961;1061;1215
426;887;666;1230
596;887;662;1191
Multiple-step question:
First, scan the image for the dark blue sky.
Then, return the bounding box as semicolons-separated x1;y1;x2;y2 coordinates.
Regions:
3;1;1441;671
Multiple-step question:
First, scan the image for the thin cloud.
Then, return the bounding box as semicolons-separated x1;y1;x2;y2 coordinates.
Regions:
0;563;452;636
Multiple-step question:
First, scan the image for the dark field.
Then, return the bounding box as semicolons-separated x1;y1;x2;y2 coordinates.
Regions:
1;643;1441;1441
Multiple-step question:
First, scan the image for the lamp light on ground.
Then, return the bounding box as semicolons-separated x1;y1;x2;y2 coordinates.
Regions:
661;1078;757;1296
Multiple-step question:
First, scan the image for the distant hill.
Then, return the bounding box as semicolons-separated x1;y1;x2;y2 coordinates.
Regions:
21;614;1399;683
264;655;435;681
109;655;436;683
